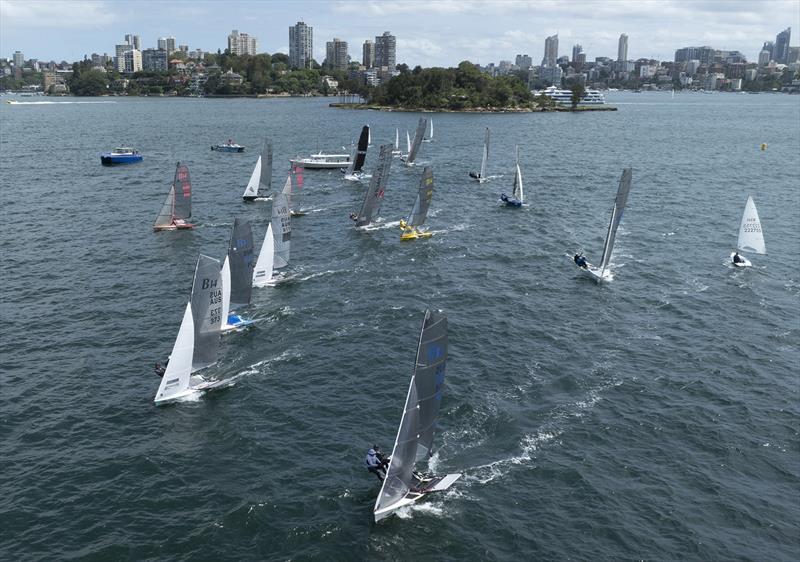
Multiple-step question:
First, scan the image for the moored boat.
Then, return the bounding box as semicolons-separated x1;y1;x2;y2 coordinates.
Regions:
100;147;143;166
290;151;351;169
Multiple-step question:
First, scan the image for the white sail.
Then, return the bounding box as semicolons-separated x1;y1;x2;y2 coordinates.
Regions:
406;131;411;154
368;125;372;146
480;128;490;178
154;302;195;404
598;168;633;274
737;196;766;254
153;185;175;229
430;118;433;141
220;256;231;323
395;129;399;147
242;155;261;199
513;146;523;203
272;192;291;268
252;224;275;287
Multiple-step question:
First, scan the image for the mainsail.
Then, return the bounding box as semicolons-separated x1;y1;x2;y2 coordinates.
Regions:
405;118;428;165
153;185;175;229
598;168;633;273
154;302;194;404
242;139;273;200
345;126;370;175
480;128;490;179
355;144;393;227
190;254;223;372
512;146;523;202
374;309;449;517
271;192;291;268
737;196;766;254
252;223;274;287
228;218;254;307
172;162;192;220
407;166;434;228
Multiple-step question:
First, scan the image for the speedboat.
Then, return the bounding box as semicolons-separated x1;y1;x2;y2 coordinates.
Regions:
100;147;143;165
212;140;245;152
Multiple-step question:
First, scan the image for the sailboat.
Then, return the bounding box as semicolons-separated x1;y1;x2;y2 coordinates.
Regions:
154;254;229;405
392;129;402;157
401;118;428;167
368;125;372;147
343;126;370;181
153;162;194;230
221;218;255;332
469;128;490;183
352;144;393;227
574;168;633;282
500;146;523;207
252;192;291;287
282;172;306;217
400;166;434;240
422;118;433;143
731;196;766;267
373;309;461;522
242;139;273;201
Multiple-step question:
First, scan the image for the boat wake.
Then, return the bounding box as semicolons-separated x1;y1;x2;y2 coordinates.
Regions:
359;219;401;231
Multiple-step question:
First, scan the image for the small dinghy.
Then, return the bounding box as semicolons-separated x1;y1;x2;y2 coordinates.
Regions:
392;129;402;157
242;139;273;201
574;168;633;283
372;309;462;522
400;118;427;167
100;147;142;166
153;162;194;231
500;146;523;207
352;144;393;228
253;192;291;287
400;166;435;240
469;128;490;183
284;170;306;216
221;218;255;332
731;195;766;268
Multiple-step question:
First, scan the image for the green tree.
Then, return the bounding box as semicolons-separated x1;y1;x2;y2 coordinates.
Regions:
570;83;586;110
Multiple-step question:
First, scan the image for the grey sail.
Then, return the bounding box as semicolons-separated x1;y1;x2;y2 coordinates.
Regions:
375;309;449;514
228;218;254;307
355;144;393;227
259;139;273;195
346;126;370;174
190;254;223;372
153;185;175;228
599;168;633;272
172;163;192;220
407;166;434;227
406;118;428;165
271;192;291;269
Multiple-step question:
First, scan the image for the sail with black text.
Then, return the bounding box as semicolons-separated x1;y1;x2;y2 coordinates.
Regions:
154;162;194;230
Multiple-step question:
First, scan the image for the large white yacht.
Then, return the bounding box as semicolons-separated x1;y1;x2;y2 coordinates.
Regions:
535;86;607;106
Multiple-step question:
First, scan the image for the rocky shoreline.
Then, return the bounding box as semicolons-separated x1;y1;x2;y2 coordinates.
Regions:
329;103;617;113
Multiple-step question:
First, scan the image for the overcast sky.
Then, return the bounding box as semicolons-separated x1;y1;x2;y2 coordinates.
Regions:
2;0;798;65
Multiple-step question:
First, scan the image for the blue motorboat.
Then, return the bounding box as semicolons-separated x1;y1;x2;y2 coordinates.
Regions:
100;147;143;166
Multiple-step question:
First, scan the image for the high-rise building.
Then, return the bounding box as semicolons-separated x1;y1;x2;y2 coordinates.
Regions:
12;50;24;67
572;44;583;63
166;37;176;55
617;33;628;62
375;31;396;70
115;43;129;72
542;34;558;67
227;30;258;55
157;37;167;51
362;40;375;68
675;46;715;64
758;49;771;66
289;21;313;69
774;27;791;63
125;34;141;50
123;49;142;73
325;38;349;71
515;54;532;70
142;49;168;71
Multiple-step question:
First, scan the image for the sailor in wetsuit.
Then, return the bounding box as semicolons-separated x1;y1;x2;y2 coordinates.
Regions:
574;254;588;268
469;171;481;180
500;193;510;203
733;252;744;264
154;362;166;377
365;448;389;481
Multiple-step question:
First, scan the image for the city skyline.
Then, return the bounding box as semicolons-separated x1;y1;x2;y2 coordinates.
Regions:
2;0;799;66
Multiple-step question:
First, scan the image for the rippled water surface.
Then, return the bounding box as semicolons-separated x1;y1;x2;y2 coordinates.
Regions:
1;92;799;560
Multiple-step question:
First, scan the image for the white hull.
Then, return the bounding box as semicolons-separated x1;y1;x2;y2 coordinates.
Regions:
374;473;461;522
576;263;611;282
731;253;752;267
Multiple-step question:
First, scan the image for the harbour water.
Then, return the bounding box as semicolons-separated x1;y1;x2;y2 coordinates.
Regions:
1;92;798;560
